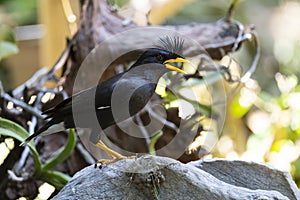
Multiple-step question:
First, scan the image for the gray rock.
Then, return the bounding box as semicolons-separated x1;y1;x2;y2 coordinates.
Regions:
52;155;299;200
189;159;300;200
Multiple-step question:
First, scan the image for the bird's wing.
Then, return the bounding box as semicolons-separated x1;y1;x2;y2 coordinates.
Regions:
43;72;125;119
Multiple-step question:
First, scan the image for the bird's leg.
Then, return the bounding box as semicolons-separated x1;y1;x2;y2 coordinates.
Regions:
94;140;134;165
94;140;125;158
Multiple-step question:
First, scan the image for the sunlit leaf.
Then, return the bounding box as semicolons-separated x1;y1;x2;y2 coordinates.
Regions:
0;118;41;169
273;126;288;141
275;73;297;94
271;139;287;153
230;94;251;118
277;94;289;109
164;91;178;103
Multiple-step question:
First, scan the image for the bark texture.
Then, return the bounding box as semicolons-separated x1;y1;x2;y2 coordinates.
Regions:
62;0;250;94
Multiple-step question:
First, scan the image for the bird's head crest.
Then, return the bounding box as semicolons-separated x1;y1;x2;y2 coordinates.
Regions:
154;36;184;56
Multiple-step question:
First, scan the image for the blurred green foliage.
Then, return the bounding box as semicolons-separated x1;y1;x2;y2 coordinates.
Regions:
243;73;300;187
0;25;18;88
0;0;37;89
0;0;37;25
168;0;300;188
0;25;19;61
107;0;296;188
107;0;129;9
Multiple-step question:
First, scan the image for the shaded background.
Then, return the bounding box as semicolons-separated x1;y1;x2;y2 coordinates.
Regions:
1;0;300;198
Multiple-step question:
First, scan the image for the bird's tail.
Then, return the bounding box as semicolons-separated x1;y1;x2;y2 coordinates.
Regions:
20;119;65;146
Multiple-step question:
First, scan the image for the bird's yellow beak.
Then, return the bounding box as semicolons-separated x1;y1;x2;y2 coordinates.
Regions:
164;57;187;74
165;57;187;63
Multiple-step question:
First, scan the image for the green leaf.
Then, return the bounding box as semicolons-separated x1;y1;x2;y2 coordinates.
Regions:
195;102;212;117
179;72;224;89
291;158;300;180
271;139;287;153
0;25;19;61
0;118;72;190
0;41;19;61
148;130;163;155
230;94;252;118
107;0;129;8
42;129;76;171
0;25;16;43
164;91;179;103
39;170;71;190
0;118;41;170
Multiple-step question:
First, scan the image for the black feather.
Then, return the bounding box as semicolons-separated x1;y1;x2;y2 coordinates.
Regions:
154;36;184;56
23;117;62;144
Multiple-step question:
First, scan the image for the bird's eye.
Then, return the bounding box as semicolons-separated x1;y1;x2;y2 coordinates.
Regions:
157;54;164;62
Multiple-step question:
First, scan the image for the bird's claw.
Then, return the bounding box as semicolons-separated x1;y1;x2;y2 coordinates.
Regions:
94;156;136;169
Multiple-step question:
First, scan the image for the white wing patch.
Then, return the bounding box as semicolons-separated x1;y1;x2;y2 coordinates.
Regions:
97;106;111;110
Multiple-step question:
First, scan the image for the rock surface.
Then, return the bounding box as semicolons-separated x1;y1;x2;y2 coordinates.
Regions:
52;155;300;200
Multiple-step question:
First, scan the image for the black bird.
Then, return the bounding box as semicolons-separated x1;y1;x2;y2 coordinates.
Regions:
23;45;187;163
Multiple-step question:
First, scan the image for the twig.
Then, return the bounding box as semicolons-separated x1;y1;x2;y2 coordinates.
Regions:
135;114;151;145
15;116;38;172
14;147;31;175
225;0;240;22
14;93;42;174
76;143;95;164
36;42;71;89
240;29;260;83
12;67;48;97
232;20;250;52
1;93;43;119
145;104;179;133
7;170;27;182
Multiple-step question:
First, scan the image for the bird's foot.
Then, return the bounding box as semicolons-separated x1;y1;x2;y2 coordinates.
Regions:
93;140;135;168
94;155;135;169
